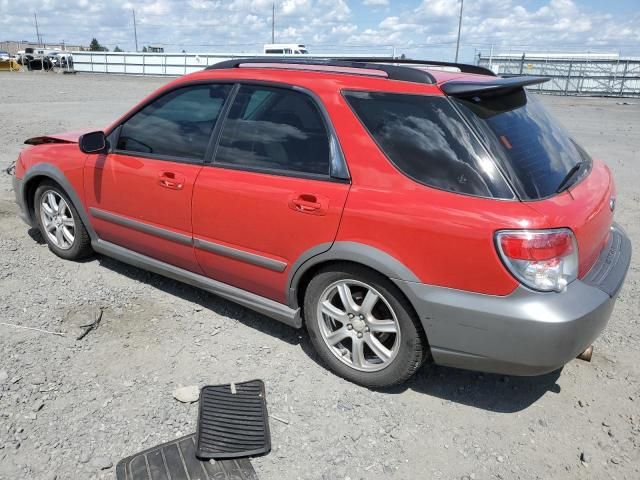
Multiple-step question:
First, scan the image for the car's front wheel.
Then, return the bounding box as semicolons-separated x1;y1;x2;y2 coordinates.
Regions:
34;181;93;260
304;264;428;388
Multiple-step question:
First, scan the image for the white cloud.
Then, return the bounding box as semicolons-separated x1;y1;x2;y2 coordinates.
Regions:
0;0;637;58
349;0;639;57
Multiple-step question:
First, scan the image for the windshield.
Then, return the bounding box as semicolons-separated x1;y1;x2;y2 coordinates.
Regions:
453;90;591;200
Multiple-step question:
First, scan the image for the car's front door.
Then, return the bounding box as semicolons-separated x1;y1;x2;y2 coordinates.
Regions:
192;84;351;303
84;83;232;272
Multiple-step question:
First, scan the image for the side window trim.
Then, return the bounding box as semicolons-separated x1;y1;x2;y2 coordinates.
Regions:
108;81;235;165
203;83;240;164
208;81;350;183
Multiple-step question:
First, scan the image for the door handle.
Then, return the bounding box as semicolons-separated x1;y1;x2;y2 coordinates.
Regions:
158;171;185;190
288;193;328;215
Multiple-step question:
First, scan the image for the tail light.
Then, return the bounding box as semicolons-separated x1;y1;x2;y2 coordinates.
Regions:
496;228;578;292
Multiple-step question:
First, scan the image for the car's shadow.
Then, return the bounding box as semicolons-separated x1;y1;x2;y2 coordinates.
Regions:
28;227;46;245
95;254;301;346
93;251;561;413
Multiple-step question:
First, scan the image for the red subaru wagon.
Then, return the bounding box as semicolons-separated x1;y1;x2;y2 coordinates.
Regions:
12;59;631;387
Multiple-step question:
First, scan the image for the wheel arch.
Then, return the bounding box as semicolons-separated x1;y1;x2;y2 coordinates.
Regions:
288;242;422;314
21;164;97;241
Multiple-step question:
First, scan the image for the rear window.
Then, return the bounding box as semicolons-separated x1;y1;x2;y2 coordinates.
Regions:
344;91;513;198
453;90;591;200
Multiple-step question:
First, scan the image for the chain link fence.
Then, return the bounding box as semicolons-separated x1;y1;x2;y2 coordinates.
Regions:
477;52;640;98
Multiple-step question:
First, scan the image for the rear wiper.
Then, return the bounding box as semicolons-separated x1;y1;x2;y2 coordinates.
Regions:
555;161;583;193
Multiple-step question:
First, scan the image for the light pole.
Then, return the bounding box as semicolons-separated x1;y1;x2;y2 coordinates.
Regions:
454;0;464;62
34;12;41;46
271;3;275;44
132;9;139;52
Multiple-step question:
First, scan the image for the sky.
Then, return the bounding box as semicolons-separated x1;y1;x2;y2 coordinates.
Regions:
1;0;639;61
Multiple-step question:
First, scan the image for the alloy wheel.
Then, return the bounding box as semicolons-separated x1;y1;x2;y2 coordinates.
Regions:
40;190;75;250
316;279;401;372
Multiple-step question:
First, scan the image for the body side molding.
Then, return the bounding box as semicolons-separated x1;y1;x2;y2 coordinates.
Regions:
92;239;302;328
90;207;192;246
193;238;287;272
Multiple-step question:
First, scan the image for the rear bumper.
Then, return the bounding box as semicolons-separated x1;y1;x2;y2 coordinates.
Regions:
12;174;32;226
397;223;632;376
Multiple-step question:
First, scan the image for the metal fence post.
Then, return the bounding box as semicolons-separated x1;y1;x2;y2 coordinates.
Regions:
619;60;629;96
564;60;573;96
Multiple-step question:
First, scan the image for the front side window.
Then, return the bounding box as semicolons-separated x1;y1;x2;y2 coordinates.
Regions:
344;91;512;198
116;84;231;161
215;85;331;176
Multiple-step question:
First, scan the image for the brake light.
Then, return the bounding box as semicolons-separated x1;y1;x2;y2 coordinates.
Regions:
496;229;578;292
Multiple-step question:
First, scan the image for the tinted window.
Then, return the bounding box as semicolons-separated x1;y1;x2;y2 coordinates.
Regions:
453;90;591;199
215;85;331;176
344;91;512;198
117;84;231;160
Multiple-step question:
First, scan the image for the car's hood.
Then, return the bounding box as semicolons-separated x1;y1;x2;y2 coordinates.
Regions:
24;129;92;145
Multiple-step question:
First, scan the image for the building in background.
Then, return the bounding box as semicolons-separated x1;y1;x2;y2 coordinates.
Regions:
0;40;87;55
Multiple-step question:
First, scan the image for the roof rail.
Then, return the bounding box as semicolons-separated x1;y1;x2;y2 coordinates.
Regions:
333;58;497;77
206;58;437;84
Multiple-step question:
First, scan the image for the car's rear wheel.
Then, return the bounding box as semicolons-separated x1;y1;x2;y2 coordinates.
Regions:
304;264;428;388
34;181;92;260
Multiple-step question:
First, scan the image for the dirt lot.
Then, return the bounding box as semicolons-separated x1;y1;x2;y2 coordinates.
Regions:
0;72;638;480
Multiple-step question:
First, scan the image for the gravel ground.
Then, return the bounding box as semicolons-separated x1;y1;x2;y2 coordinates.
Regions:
0;72;639;480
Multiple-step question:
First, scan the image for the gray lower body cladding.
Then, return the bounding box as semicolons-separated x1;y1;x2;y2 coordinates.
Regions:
12;175;32;226
396;224;631;376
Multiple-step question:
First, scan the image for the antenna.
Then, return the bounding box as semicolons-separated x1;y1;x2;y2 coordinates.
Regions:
271;3;275;44
454;0;464;62
132;9;139;52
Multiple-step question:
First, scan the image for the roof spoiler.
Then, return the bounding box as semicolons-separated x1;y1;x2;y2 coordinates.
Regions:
441;76;550;97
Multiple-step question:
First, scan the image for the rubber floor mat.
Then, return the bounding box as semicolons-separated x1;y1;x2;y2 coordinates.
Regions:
196;380;271;459
116;434;258;480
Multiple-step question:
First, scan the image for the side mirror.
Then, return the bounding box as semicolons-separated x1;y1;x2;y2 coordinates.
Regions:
79;131;107;154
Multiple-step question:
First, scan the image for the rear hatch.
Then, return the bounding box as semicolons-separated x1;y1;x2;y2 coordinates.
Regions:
444;77;614;276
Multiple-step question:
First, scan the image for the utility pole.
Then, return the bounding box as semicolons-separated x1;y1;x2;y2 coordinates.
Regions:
34;12;41;46
132;9;139;52
454;0;463;62
271;3;275;44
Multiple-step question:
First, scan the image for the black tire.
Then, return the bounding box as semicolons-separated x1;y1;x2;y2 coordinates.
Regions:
304;263;429;388
34;181;93;260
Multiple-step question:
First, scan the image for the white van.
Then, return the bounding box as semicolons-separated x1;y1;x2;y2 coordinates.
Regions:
263;44;308;55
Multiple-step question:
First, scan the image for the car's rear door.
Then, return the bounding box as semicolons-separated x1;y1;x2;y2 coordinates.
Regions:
192;84;350;303
84;83;232;272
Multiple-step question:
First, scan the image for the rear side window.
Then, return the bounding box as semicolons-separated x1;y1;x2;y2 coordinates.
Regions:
117;84;231;161
344;91;512;198
453;90;591;200
215;85;331;176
